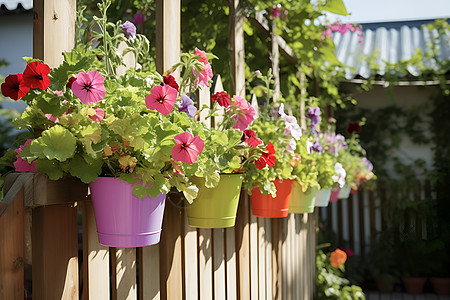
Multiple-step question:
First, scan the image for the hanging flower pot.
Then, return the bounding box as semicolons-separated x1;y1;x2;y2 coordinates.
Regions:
89;177;166;248
288;181;318;214
250;178;293;218
187;174;243;228
338;184;351;199
329;187;340;202
315;188;332;207
350;188;358;195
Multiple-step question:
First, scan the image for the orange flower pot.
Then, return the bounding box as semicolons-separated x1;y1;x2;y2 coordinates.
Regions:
250;178;293;218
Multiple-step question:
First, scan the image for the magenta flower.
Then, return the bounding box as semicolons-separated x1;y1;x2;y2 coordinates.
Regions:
45;114;58;123
171;132;205;164
71;71;106;105
194;63;213;87
194;48;209;65
13;139;37;173
89;108;105;123
145;84;178;116
232;95;256;131
132;12;144;26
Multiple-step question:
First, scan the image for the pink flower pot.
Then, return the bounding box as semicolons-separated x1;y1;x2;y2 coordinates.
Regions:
89;177;166;248
329;188;340;202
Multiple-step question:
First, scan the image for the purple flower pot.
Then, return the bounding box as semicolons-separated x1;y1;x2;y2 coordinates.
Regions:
89;177;166;248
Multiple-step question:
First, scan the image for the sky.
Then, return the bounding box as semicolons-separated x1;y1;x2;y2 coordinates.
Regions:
326;0;450;24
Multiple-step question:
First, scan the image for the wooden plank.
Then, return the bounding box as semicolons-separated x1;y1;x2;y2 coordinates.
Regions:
212;75;225;128
32;204;79;300
270;19;280;101
213;228;226;300
281;218;288;299
225;227;237;300
358;189;365;255
271;218;282;300
115;248;137;300
235;190;250;299
348;195;355;252
229;0;246;97
337;199;343;245
249;211;259;300
155;0;181;79
82;200;110;300
183;211;198;300
33;0;76;68
0;189;24;299
257;217;266;300
198;228;213;299
198;85;212;127
265;218;273;300
369;190;376;245
159;200;183;299
141;245;160;300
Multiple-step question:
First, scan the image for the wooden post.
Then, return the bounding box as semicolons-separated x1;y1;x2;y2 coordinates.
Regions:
270;19;280;102
155;1;183;298
0;189;24;299
32;1;79;298
33;0;76;67
229;0;245;98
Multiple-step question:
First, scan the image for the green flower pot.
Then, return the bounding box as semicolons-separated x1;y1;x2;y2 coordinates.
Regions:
187;174;243;228
288;181;318;213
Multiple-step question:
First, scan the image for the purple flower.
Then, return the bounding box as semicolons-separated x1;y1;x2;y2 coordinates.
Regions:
309;125;319;135
311;141;323;154
132;13;144;26
361;157;373;171
179;94;197;118
121;21;136;38
271;5;281;18
335;134;348;150
306;106;321;126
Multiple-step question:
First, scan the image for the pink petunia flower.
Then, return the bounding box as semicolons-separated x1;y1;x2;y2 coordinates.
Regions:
145;84;178;116
13;139;37;172
193;63;213;87
171;132;205;164
194;48;209;65
232;96;256;131
71;70;106;105
89;108;105;123
45;114;58;123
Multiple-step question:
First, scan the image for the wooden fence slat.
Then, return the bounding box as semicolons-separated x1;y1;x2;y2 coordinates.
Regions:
213;228;226;300
235;191;250;299
257;217;266;300
183;212;198;300
199;228;213;299
249;210;259;300
32;204;79;300
0;189;24;300
160;203;183;300
115;248;137;300
82;201;110;300
141;245;161;300
358;190;365;255
271;218;282;300
229;0;246;97
265;218;273;300
281;218;288;299
225;227;237;300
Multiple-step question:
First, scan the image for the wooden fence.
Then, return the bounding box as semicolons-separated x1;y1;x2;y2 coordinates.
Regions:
319;180;433;256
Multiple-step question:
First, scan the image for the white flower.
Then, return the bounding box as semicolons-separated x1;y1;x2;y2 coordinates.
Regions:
286;138;296;153
332;162;346;188
279;103;302;140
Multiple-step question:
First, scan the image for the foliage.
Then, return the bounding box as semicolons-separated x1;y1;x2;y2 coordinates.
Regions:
316;247;365;300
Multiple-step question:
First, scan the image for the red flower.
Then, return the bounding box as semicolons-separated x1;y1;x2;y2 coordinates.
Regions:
211;91;231;108
243;129;262;147
163;75;179;91
255;142;276;169
66;76;76;88
1;74;30;100
23;61;51;90
346;122;362;134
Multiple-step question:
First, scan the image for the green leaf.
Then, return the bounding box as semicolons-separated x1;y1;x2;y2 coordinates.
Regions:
323;0;348;16
30;125;76;161
132;184;150;198
69;155;103;183
35;159;64;180
147;173;170;197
